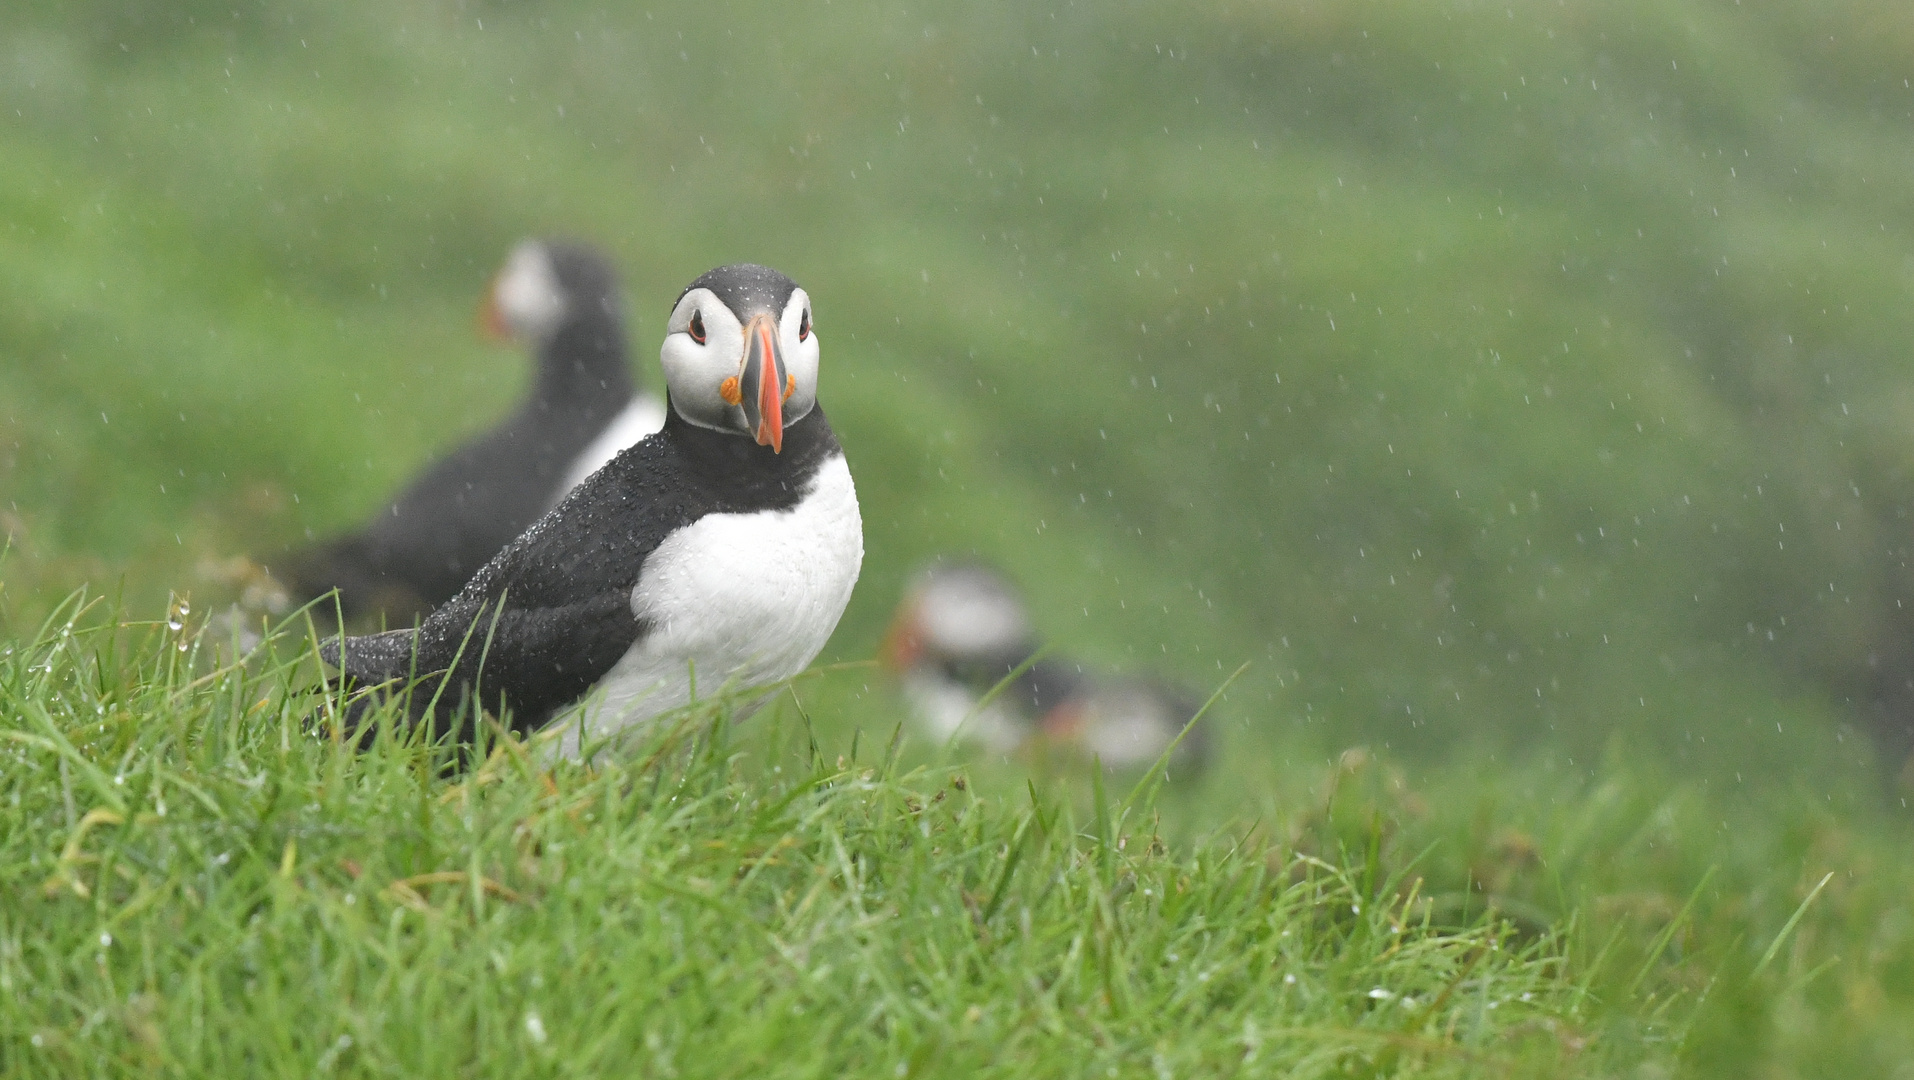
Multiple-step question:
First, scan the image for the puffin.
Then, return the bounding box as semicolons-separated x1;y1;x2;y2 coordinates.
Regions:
287;239;663;622
320;264;863;755
881;560;1208;771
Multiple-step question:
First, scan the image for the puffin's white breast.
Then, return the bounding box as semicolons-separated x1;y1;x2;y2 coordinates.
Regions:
559;452;863;756
554;394;669;502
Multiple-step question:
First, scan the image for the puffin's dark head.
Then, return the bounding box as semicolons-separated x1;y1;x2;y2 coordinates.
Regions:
660;263;817;453
479;239;624;345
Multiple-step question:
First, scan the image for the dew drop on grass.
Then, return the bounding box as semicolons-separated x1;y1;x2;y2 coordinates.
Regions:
99;932;112;947
524;1011;547;1044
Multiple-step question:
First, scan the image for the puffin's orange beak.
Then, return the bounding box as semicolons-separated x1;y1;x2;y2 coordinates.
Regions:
878;603;924;671
477;278;513;341
1039;700;1089;742
739;312;786;453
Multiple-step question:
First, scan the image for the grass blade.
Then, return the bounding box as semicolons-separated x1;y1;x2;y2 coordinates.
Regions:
1121;660;1249;816
1627;865;1716;997
942;645;1052;753
1752;871;1834;977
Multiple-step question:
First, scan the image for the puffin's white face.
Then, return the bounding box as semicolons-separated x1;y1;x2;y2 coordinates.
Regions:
661;283;817;452
482;242;566;342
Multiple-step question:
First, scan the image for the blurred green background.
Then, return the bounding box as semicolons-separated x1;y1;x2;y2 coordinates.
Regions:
7;0;1914;788
13;0;1914;1071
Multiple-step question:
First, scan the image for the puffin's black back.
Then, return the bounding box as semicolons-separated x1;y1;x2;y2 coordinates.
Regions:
288;242;635;622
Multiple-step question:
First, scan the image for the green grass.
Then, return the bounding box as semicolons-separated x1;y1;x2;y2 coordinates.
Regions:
5;600;1913;1076
0;602;1662;1078
8;0;1914;1072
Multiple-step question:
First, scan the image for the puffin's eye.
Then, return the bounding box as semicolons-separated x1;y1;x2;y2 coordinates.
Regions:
688;310;707;344
798;309;811;342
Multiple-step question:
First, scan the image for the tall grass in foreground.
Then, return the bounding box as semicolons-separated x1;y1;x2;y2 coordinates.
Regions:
0;598;1656;1077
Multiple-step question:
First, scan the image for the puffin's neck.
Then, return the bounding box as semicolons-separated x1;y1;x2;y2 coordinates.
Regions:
534;302;635;410
660;398;841;488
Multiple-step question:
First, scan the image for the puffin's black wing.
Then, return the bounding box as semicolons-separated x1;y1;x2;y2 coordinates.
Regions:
319;627;421;684
319;421;718;735
319;588;641;739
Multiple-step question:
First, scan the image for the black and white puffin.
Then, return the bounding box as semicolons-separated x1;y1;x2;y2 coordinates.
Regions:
321;264;862;754
881;561;1208;771
288;239;663;621
880;561;1057;752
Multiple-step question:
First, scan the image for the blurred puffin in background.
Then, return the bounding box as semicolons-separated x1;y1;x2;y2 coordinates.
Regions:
287;239;663;622
322;263;862;756
881;560;1209;772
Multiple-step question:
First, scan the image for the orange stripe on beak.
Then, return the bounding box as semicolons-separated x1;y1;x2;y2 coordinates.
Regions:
748;315;785;453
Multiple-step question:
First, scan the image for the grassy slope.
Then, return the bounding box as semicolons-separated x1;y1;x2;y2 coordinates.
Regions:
1;610;1640;1078
3;0;1914;1073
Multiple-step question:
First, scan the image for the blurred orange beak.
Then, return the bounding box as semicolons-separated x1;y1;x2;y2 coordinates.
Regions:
878;605;923;671
477;279;513;341
1039;701;1088;743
